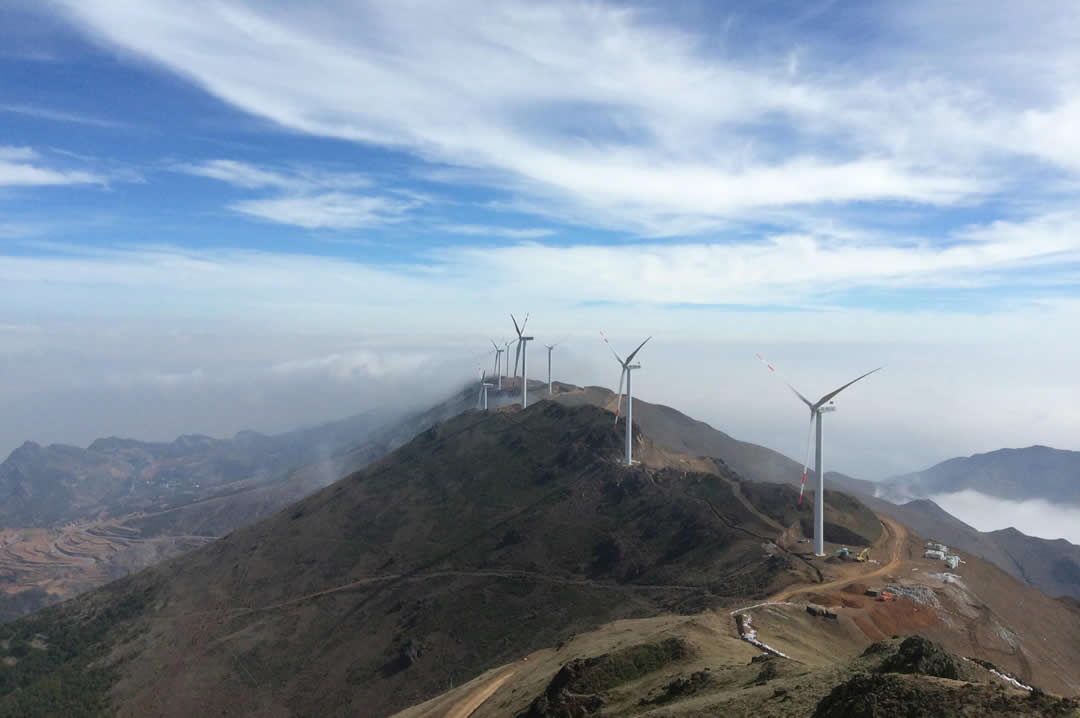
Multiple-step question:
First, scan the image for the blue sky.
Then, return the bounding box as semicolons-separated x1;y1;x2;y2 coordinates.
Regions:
2;0;1080;478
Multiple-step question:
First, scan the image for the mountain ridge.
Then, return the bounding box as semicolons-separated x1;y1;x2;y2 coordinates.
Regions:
879;444;1080;505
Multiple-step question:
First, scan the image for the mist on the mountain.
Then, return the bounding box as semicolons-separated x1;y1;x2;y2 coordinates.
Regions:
929;489;1080;544
2;325;1079;483
0;326;477;458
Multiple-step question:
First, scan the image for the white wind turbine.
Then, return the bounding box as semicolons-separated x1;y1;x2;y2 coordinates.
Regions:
476;369;493;409
512;314;533;408
757;354;881;557
491;340;505;391
543;342;559;396
602;332;651;466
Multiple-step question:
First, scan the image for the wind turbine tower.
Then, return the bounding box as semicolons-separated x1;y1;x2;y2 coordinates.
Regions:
602;332;651;466
757;354;881;557
512;314;533;408
491;341;504;390
543;343;558;395
476;370;493;409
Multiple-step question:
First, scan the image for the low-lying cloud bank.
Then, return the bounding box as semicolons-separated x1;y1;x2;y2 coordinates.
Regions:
929;489;1080;544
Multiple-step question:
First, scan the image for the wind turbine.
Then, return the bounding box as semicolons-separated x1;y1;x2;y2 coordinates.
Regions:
602;332;651;466
756;354;881;557
543;343;558;395
476;369;493;409
512;314;533;408
491;341;504;391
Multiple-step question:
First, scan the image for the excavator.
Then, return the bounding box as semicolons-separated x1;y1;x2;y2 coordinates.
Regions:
854;547;870;562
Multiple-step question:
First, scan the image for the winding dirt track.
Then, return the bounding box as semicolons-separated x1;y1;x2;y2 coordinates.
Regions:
437;516;909;718
442;668;517;718
769;515;906;601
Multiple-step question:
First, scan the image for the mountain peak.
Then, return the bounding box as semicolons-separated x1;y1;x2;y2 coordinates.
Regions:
5;440;43;463
88;436;146;452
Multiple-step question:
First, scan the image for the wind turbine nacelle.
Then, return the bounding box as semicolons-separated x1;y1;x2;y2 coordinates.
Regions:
627;363;641;369
820;403;837;413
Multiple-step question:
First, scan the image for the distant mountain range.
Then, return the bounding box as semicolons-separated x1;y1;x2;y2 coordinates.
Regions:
0;410;398;529
876;445;1080;505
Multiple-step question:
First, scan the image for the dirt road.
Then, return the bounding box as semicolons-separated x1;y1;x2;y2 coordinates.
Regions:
769;516;907;602
442;667;517;718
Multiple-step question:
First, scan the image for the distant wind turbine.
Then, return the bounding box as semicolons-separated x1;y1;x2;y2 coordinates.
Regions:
756;353;881;557
543;343;558;395
512;314;533;408
602;332;651;466
491;341;504;391
476;369;493;410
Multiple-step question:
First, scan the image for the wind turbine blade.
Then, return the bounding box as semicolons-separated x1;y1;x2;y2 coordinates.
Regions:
814;367;883;408
511;313;522;337
491;340;499;351
600;330;624;365
798;414;815;506
514;341;522;377
521;312;529;332
755;353;813;408
626;336;651;363
614;367;626;426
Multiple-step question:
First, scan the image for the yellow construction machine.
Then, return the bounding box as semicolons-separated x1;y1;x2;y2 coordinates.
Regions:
855;548;870;562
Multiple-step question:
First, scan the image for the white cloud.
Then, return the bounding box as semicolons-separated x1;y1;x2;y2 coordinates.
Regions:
106;367;206;389
229;192;416;229
177;159;410;229
52;0;1078;233
178;159;296;189
2;210;1079;308
177;159;372;191
0;103;129;129
0;145;106;187
0;147;38;161
269;349;432;380
440;224;555;240
930;490;1080;544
